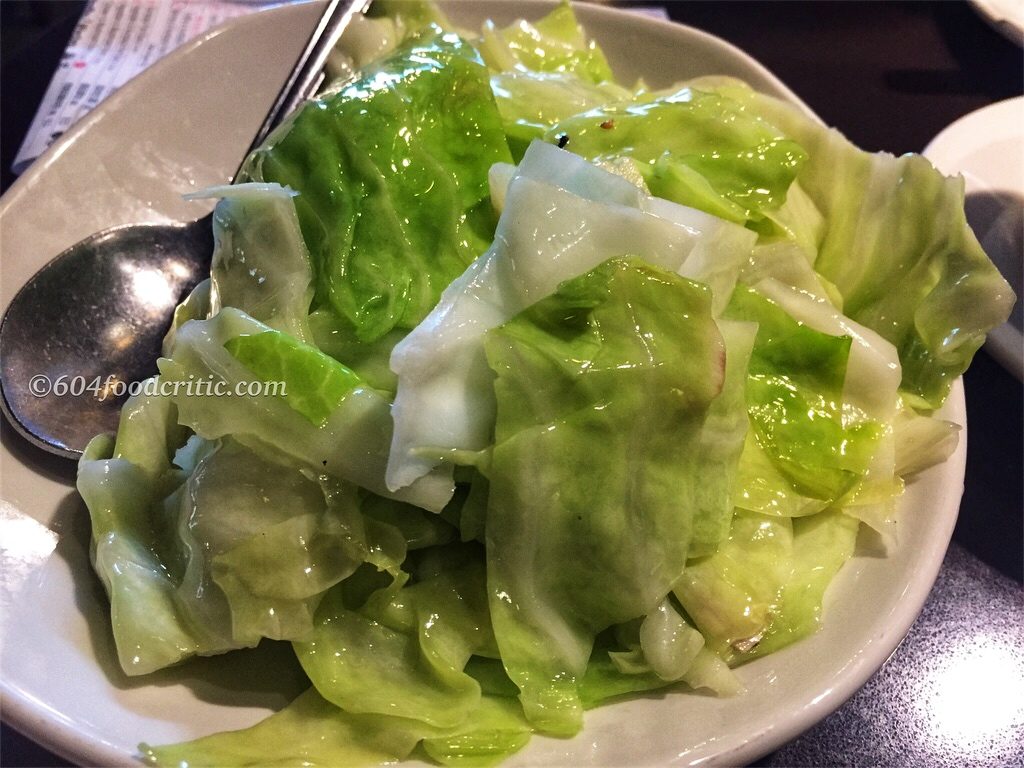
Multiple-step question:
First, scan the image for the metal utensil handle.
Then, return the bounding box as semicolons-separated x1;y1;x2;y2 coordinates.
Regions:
237;0;371;175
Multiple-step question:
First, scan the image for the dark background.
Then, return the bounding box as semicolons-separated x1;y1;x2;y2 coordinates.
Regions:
2;2;1021;766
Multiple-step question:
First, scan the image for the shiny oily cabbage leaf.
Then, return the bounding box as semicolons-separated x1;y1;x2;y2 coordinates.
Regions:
240;30;511;345
482;257;725;735
730;83;1015;408
78;388;406;674
546;86;807;223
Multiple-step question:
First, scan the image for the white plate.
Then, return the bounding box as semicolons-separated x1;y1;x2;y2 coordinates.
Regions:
0;2;966;766
924;97;1024;382
970;0;1024;46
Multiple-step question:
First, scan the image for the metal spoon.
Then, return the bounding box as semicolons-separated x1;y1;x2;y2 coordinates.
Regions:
0;0;369;459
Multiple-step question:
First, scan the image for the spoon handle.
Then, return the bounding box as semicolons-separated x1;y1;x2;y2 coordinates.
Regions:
239;0;371;176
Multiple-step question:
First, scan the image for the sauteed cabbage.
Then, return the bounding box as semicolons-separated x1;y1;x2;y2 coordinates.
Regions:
76;2;1013;765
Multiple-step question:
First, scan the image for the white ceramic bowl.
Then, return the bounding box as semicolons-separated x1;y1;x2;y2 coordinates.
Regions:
0;3;965;765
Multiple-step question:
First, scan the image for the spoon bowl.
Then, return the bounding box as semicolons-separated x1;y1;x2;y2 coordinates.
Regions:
0;217;212;457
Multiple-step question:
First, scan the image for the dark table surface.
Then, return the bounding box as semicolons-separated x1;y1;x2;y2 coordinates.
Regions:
1;2;1021;767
